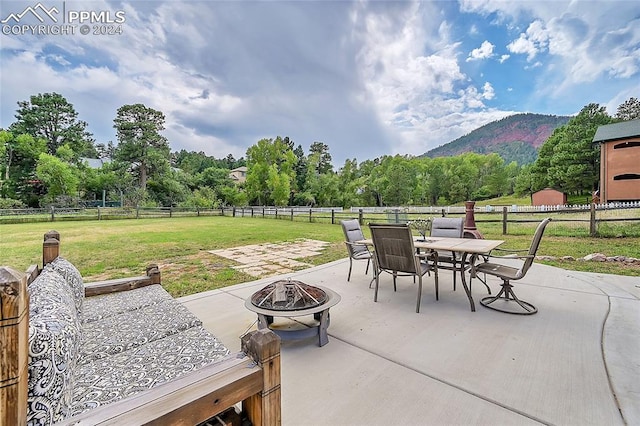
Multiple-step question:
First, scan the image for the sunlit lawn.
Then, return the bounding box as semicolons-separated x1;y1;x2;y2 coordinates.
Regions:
1;215;638;298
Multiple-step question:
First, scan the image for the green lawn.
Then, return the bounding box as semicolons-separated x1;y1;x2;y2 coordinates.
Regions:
1;215;638;298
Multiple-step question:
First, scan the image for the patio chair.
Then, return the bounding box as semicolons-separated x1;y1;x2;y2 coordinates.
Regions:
368;223;438;313
341;219;372;282
472;217;552;315
430;217;466;290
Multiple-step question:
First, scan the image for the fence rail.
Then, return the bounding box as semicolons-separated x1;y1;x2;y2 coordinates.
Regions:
1;204;639;237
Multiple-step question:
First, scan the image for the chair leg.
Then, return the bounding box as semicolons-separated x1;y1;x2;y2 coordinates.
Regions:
416;274;423;313
480;280;537;315
434;267;439;301
374;270;380;302
365;259;370;275
347;258;353;282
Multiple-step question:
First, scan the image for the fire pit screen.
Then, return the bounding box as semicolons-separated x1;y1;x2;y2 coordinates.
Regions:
251;279;328;311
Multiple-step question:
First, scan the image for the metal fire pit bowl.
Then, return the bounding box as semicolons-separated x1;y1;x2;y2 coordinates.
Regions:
251;279;328;311
245;281;341;347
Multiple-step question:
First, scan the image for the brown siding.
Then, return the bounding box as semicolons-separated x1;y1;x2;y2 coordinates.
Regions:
601;137;640;202
532;188;567;206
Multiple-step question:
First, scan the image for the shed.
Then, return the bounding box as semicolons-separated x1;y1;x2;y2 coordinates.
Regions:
532;188;567;206
593;119;640;203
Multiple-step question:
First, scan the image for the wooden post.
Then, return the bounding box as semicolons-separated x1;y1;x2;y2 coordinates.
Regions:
502;207;508;235
590;202;597;237
309;209;312;223
290;208;294;221
0;266;29;426
358;209;363;226
241;329;281;426
331;209;335;224
43;231;60;266
146;264;161;285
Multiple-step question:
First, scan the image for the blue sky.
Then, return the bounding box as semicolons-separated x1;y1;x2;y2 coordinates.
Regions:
1;0;638;166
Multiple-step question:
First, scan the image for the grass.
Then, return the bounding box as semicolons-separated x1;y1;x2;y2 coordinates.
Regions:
1;215;638;298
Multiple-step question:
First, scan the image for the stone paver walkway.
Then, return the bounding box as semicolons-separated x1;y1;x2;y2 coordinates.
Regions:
208;239;330;277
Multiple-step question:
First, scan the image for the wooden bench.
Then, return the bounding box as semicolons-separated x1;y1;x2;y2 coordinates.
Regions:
1;231;281;425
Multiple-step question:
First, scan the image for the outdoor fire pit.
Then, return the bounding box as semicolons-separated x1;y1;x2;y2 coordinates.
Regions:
245;279;340;346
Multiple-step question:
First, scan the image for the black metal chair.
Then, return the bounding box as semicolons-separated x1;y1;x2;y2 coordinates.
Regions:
368;223;438;313
472;218;552;315
430;217;466;290
340;219;372;282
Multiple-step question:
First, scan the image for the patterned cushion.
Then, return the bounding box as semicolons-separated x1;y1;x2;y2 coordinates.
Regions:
49;257;85;314
27;269;82;425
81;284;173;324
78;300;203;365
70;326;231;416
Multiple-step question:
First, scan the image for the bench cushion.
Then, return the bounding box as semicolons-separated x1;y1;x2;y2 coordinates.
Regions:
78;300;203;365
81;284;173;324
27;268;82;424
70;326;231;416
49;257;85;314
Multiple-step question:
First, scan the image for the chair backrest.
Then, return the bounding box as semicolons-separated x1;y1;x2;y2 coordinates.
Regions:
341;219;368;257
430;217;464;238
368;223;418;274
519;217;552;277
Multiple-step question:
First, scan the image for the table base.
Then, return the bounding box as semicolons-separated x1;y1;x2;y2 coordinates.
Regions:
255;309;332;346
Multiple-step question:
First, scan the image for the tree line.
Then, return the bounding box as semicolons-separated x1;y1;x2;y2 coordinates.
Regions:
1;93;638;209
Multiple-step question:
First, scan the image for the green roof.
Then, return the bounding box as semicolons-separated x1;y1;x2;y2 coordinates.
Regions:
592;119;640;143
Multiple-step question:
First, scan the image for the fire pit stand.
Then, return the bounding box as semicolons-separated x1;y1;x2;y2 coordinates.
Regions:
245;281;340;347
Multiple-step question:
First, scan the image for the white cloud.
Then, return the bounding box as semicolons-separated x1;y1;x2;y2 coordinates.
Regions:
467;40;495;61
1;0;637;165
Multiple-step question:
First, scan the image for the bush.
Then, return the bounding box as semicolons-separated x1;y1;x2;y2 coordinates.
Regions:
0;198;26;209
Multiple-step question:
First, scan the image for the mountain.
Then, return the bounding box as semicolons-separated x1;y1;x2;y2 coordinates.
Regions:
422;113;571;165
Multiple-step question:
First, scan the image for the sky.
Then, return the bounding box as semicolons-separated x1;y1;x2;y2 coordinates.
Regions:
1;0;639;167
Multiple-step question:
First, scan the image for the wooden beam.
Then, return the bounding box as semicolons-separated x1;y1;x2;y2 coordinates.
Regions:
0;266;29;426
241;329;282;426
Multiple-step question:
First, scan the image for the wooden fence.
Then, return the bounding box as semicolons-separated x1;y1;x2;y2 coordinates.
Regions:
1;204;639;237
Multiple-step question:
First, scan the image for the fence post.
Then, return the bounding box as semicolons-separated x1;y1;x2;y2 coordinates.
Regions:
169;206;172;218
97;207;101;220
309;209;312;223
358;209;363;225
50;206;55;221
275;208;278;220
251;207;254;218
590;202;597;237
136;206;140;219
331;209;335;224
502;207;508;235
262;207;265;218
441;208;445;217
394;209;399;223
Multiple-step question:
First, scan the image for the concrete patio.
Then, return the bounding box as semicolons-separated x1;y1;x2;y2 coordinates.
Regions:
179;257;639;425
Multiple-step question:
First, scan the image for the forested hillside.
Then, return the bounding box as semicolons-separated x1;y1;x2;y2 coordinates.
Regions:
423;113;571;165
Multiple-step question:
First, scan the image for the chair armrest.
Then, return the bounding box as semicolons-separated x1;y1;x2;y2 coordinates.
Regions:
484;253;534;261
416;251;438;263
345;241;370;248
491;247;529;253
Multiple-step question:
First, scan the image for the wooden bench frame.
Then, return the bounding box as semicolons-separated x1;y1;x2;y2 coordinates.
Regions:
1;231;281;426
